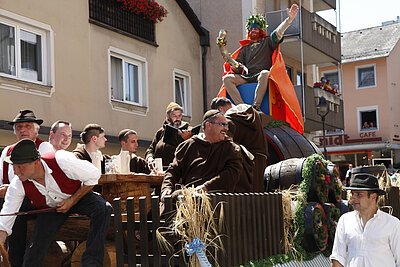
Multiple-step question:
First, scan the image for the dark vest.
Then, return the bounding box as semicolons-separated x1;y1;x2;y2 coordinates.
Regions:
3;138;44;184
22;152;82;209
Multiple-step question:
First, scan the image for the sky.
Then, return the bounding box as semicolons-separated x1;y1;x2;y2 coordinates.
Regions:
317;0;400;32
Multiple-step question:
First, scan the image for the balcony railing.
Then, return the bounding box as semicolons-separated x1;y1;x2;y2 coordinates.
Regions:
295;85;344;132
267;7;341;63
89;0;155;43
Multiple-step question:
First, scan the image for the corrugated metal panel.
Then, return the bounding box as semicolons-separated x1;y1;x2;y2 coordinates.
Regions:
274;254;331;267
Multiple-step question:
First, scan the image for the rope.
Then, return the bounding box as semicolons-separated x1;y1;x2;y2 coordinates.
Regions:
0;207;57;217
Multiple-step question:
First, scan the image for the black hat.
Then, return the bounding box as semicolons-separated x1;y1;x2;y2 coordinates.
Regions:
8;110;43;125
344;173;386;195
202;109;221;122
5;139;41;164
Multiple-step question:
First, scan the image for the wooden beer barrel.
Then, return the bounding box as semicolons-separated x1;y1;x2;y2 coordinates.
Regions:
264;126;322;165
264;158;306;192
302;202;328;253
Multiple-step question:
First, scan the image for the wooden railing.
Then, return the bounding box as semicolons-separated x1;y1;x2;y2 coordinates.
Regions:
88;0;155;43
113;192;284;267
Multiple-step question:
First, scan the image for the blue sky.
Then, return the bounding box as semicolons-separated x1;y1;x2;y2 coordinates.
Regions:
318;0;400;32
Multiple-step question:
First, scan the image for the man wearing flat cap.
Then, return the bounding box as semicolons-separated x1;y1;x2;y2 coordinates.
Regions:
161;109;243;200
0;139;112;266
330;173;400;267
0;109;53;266
145;102;196;170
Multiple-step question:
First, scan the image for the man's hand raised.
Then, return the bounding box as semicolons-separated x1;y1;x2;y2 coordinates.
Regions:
287;4;299;22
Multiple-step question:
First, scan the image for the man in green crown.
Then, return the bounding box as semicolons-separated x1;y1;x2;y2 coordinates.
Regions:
220;4;298;111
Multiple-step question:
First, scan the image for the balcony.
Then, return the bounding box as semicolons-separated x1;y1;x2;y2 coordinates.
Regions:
301;0;335;12
267;7;341;65
294;85;344;132
88;0;156;44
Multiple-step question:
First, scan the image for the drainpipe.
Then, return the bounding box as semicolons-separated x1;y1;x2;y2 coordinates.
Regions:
199;27;210;113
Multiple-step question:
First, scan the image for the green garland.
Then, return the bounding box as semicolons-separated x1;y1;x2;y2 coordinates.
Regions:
292;153;325;259
265;120;290;129
245;14;268;31
322;205;341;256
313;207;328;251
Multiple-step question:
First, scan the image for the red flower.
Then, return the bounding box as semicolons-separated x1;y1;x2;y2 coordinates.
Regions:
115;0;168;23
325;175;330;185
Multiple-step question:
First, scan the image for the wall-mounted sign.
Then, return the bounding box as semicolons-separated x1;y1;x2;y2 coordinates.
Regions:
315;133;382;147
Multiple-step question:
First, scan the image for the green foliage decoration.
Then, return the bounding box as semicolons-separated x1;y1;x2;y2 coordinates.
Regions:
245;14;268;31
265;120;290;129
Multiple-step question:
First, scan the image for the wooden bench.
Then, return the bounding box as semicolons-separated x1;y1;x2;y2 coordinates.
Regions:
27;173;164;266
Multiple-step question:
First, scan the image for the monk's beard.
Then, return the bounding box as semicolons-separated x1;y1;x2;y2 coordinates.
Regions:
172;121;181;128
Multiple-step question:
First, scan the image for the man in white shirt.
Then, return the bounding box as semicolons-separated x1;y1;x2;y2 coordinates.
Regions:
0;139;112;266
73;124;109;173
0;109;53;266
49;120;73;151
345;163;353;186
118;129;150;174
0;110;53;194
330;173;400;267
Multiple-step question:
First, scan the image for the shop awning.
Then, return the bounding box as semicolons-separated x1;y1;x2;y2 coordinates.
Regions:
326;142;400;153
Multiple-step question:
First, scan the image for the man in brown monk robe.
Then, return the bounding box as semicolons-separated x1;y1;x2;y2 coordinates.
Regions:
145;102;194;170
160;110;243;200
211;97;268;192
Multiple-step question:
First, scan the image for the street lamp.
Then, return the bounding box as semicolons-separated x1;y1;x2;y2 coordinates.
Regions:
316;96;330;159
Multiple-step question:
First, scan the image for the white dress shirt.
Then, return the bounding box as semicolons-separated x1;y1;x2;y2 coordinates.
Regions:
0;150;101;235
330;210;400;267
0;141;54;184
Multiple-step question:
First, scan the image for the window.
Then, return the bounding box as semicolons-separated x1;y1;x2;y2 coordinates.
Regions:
323;71;340;92
356;65;376;88
173;69;191;116
109;48;147;113
296;72;306;86
0;10;53;93
358;106;378;131
296;72;302;86
286;66;292;82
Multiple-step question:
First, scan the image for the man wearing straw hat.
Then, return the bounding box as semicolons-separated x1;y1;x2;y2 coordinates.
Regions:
330;173;400;267
0;139;112;266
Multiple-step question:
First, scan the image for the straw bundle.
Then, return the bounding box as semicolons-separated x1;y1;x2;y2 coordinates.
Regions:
281;186;300;256
157;187;224;266
0;243;10;267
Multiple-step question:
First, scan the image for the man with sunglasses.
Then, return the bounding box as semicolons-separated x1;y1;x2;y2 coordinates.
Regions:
330;173;400;267
160;110;243;200
210;97;267;192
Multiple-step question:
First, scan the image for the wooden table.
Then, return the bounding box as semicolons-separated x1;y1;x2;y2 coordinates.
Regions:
98;173;164;215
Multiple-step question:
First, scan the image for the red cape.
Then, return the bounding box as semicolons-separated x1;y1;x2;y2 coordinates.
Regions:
217;41;304;134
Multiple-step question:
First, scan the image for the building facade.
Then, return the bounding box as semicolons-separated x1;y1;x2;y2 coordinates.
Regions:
321;22;400;169
0;0;208;155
